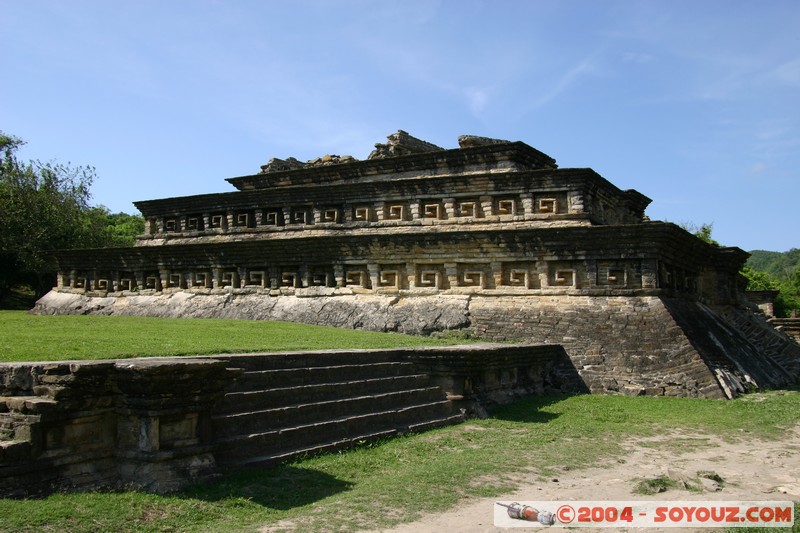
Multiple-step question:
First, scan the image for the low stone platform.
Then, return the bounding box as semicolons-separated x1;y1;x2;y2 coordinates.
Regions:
0;344;560;495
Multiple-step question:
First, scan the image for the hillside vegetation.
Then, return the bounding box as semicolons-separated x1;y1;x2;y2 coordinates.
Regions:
745;248;800;317
748;249;800;278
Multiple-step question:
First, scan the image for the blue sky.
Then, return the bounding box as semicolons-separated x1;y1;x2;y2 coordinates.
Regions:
2;0;798;252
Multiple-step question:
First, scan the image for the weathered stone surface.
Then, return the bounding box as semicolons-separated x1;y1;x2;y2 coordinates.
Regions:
368;129;444;159
34;291;471;335
305;154;357;167
259;156;306;173
457;134;512;148
37;131;800;399
0;358;237;496
1;345;550;495
32;291;800;398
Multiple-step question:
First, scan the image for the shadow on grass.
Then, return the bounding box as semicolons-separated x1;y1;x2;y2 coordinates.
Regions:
183;463;353;510
0;285;37;310
489;393;581;424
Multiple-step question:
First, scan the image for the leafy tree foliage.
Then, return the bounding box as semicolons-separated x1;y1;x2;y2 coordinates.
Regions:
741;266;779;291
0;131;143;302
677;222;722;246
102;210;145;247
677;222;798;317
692;223;720;246
775;269;800;317
743;255;800;318
677;221;720;246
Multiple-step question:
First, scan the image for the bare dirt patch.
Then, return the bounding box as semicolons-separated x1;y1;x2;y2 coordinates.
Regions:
372;426;800;533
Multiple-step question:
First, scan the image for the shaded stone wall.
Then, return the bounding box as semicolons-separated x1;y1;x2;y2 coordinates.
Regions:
467;296;722;397
0;359;237;496
468;296;800;398
0;345;558;495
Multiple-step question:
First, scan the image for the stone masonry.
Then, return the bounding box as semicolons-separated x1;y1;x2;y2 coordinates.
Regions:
34;131;800;398
1;345;557;494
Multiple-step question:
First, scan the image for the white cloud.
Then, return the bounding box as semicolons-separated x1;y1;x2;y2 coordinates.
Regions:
529;57;601;109
622;52;654;64
750;161;766;175
464;88;489;114
769;58;800;88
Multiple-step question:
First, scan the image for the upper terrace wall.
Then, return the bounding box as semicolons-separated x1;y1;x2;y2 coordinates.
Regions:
134;168;650;245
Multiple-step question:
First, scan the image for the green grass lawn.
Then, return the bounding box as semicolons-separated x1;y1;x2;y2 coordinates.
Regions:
1;312;798;532
0;392;798;532
0;311;462;362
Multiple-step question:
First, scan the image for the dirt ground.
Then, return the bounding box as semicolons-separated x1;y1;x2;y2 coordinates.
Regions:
372;426;800;533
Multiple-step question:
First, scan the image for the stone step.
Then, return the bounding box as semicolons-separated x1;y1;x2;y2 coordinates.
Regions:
214;351;401;372
228;361;418;391
233;428;401;469
407;414;466;433
212;387;446;435
0;440;31;463
231;412;466;469
231;415;464;466
214;401;460;466
215;374;431;414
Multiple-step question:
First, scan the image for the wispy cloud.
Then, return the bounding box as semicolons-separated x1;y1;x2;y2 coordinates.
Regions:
751;119;800;160
622;52;654;64
529;57;601;110
464;87;489;114
769;58;800;88
749;161;767;177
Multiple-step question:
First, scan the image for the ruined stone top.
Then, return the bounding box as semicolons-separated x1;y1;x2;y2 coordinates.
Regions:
129;130;655;249
368;130;445;159
225;131;557;192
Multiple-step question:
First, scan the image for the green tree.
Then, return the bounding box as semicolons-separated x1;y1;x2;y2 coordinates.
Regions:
741;266;780;291
693;223;720;246
776;268;800;317
742;263;800;318
0;131;108;300
676;221;721;246
103;210;145;247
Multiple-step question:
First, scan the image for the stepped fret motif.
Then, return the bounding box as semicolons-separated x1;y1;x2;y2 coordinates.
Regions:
37;130;798;403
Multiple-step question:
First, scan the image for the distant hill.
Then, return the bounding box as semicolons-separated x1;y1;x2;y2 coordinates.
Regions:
747;248;800;280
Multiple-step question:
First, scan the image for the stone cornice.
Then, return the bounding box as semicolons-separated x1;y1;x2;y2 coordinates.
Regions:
223;141;558;192
134;167;648;219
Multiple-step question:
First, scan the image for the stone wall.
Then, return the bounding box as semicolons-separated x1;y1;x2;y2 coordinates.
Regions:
0;358;237;496
47;223;745;309
0;345;558;495
469;296;800;398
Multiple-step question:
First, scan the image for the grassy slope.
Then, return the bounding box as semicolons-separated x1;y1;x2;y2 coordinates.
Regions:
0;392;798;532
0;311;460;362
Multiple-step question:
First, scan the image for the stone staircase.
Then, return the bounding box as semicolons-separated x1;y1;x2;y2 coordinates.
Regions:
210;351;464;469
770;318;800;345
